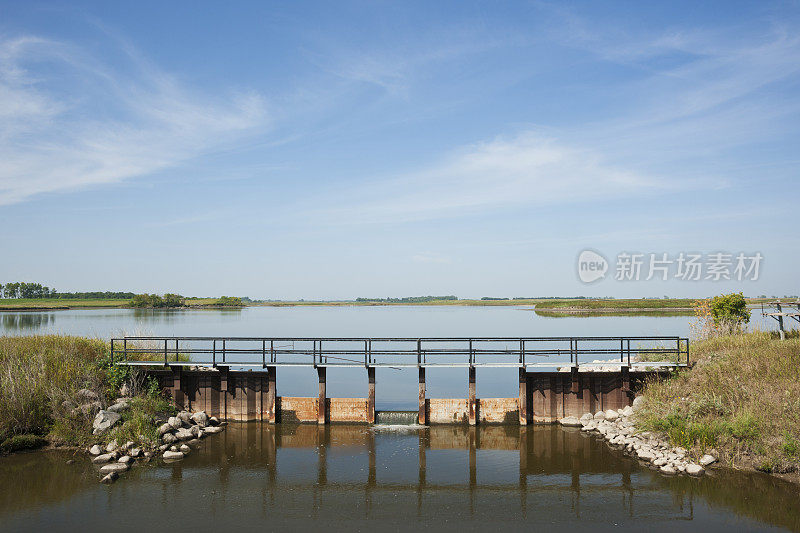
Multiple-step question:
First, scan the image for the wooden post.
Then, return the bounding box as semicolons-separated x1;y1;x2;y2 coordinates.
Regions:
317;366;327;425
367;366;376;424
468;367;477;426
267;366;276;423
518;367;528;425
777;302;786;340
418;367;427;425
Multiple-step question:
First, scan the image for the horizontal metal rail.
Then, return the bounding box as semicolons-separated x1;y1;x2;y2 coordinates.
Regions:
111;336;689;370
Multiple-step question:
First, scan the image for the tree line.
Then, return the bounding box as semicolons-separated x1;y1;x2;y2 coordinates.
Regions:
0;282;135;300
355;295;458;303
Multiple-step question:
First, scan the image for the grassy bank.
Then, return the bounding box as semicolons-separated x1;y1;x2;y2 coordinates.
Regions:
0;297;227;310
637;330;800;476
535;298;698;310
0;335;174;454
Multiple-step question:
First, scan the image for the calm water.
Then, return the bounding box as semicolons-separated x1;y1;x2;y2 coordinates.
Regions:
1;423;798;532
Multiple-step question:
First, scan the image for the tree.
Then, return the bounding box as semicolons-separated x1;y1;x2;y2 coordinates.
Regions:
709;292;750;333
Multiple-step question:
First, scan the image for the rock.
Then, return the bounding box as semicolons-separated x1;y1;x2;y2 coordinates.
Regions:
93;411;122;435
190;411;209;427
631;396;645;411
189;425;201;438
89;444;103;455
604;409;619;421
100;463;129;474
700;454;717;466
107;401;130;413
686;463;705;476
179;444;191;454
144;451;153;458
74;401;102;417
100;472;119;484
163;450;184;460
660;465;676;475
187;439;201;447
161;433;177;444
209;416;220;426
197;429;204;439
130;448;142;458
92;453;113;464
118;455;132;464
168;416;182;430
106;440;118;452
75;389;99;403
119;383;132;397
123;441;134;450
62;399;78;411
170;445;178;452
158;423;173;436
158;444;170;452
175;428;193;440
621;406;634;417
559;416;582;427
177;411;193;425
202;425;223;434
594;411;606;420
709;448;720;459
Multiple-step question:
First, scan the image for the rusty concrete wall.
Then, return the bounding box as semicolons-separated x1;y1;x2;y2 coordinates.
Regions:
278;397;318;423
426;398;519;425
327;398;369;423
478;398;520;424
526;371;654;422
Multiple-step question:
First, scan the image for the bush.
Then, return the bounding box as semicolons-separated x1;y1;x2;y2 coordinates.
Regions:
0;434;48;455
710;292;750;332
215;296;244;307
129;293;185;308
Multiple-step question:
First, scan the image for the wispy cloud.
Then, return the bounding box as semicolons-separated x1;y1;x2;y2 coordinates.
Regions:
0;35;267;205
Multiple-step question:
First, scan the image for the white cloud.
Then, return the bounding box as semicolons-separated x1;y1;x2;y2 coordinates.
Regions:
0;35;267;205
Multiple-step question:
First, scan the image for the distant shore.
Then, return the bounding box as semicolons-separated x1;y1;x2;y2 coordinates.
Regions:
0;296;790;312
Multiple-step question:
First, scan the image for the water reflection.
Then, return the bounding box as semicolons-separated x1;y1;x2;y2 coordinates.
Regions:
0;312;55;331
2;424;798;532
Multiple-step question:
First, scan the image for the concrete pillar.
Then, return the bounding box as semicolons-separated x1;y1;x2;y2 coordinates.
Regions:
367;367;376;424
317;366;326;425
418;367;426;425
518;368;528;425
267;366;276;423
172;366;184;410
468;367;477;426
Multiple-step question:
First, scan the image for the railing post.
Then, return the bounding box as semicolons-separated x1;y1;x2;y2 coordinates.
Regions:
271;339;275;363
222;339;226;364
123;338;127;362
212;339;216;368
164;339;168;367
317;366;327;425
574;338;579;369
110;339;114;365
686;338;690;366
262;339;266;368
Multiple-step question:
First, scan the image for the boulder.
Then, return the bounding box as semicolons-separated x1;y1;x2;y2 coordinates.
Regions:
660;465;676;475
621;406;634;417
163;450;184;461
179;444;191;454
700;454;717;466
209;416;220;426
100;472;119;484
203;425;223;434
177;411;192;425
631;396;645;411
604;409;619;421
580;413;593;422
158;444;170;452
74;401;102;418
119;383;132;397
130;448;142;458
189;425;201;438
175;428;194;441
92;453;114;464
190;412;209;427
158;423;173;436
559;416;582;427
168;416;182;430
161;433;177;444
75;389;99;403
118;455;132;464
107;401;130;413
89;444;103;456
93;411;121;435
686;463;705;476
593;411;606;420
100;463;129;474
187;439;201;447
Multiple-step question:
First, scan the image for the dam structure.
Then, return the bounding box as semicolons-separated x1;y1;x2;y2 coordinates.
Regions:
112;336;688;425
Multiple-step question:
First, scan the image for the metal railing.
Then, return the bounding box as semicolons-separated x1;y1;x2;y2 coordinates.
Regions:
110;335;689;369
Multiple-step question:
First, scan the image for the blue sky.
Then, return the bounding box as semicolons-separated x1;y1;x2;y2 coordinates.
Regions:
1;1;798;299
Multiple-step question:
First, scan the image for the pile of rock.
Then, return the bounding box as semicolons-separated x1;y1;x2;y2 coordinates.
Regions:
156;411;225;463
87;410;225;484
559;396;717;477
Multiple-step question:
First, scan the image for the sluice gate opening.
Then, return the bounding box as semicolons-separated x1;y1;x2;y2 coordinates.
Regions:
112;336;688;425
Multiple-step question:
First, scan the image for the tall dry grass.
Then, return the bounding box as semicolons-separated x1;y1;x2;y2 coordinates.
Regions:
638;330;800;473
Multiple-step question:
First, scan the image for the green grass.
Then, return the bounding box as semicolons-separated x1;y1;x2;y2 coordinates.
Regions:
534;298;698;310
0;298;129;309
0;434;48;455
0;335;178;451
637;330;800;474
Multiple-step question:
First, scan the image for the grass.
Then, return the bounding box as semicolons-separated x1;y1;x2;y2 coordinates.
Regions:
636;330;800;474
0;297;233;310
534;298;698;310
0;335;177;453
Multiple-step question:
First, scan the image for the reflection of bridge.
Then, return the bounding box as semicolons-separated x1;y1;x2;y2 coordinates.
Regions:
113;336;687;425
157;423;696;522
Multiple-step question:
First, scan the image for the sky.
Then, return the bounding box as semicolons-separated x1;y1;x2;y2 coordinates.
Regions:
1;0;798;300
